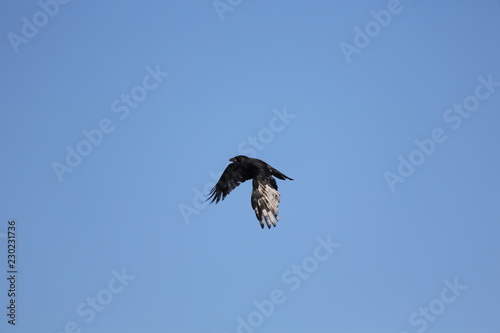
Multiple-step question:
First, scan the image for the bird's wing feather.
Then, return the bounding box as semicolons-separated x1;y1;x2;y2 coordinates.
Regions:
207;163;251;203
251;176;281;229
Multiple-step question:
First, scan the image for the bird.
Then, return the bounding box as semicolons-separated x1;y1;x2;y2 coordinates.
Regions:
207;155;293;229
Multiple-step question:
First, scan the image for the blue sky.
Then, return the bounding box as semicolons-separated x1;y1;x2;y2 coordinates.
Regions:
1;1;500;332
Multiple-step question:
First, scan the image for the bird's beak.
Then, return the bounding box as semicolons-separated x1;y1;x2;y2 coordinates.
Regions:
229;158;235;162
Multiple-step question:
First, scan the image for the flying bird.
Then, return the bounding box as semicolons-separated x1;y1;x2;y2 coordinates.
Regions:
207;155;293;229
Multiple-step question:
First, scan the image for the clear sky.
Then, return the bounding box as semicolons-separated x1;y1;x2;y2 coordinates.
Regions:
1;1;500;332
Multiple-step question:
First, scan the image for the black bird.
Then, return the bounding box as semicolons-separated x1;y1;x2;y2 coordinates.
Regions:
207;155;293;229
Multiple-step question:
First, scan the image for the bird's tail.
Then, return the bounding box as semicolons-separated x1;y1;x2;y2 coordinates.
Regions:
270;167;293;181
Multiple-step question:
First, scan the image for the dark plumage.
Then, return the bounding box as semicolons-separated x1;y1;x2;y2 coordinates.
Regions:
207;155;293;229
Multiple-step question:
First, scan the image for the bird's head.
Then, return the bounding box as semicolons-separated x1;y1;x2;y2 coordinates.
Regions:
229;155;248;163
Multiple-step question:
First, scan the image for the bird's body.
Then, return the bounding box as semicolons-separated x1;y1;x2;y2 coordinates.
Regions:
207;155;293;228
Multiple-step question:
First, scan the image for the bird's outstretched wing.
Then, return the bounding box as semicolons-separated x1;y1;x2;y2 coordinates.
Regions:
251;176;281;229
207;163;251;203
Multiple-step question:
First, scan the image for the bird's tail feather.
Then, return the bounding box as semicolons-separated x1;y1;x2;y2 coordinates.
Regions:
270;167;293;180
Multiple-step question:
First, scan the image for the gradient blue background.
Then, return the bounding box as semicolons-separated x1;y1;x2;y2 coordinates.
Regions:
1;1;500;332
